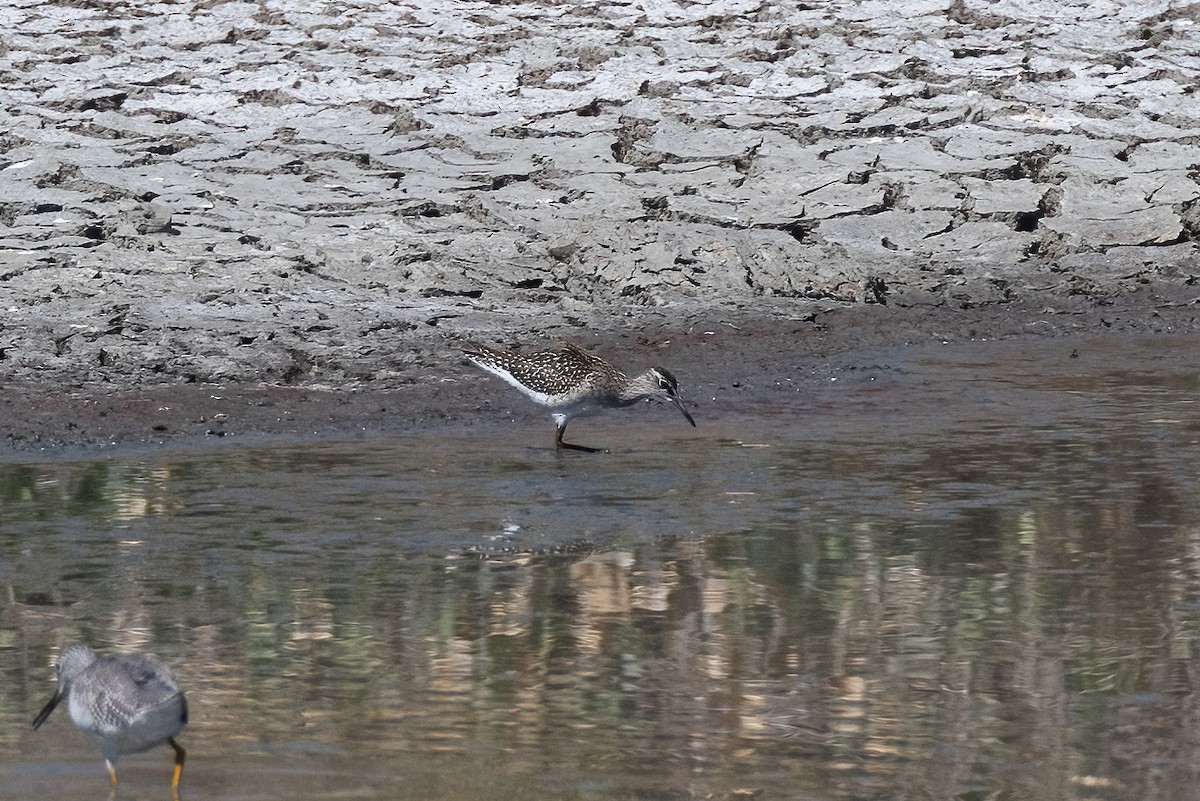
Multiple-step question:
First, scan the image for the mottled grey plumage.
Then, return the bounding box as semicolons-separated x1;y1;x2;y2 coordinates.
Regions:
33;643;188;796
463;341;696;451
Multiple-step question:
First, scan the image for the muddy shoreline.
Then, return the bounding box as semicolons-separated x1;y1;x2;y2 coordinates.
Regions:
2;1;1198;453
3;292;1196;454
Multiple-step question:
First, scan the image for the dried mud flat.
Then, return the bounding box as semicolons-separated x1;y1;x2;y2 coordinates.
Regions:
1;0;1198;452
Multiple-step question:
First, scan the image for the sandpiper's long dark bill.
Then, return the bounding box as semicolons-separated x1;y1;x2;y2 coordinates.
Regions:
463;341;696;451
33;643;188;798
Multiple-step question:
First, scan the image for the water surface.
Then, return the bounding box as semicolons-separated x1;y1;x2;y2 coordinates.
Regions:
2;334;1198;801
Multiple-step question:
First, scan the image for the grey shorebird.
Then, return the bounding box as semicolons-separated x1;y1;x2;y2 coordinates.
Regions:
32;643;188;797
463;341;696;451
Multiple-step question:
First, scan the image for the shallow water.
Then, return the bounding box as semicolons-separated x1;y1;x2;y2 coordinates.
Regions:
2;334;1199;801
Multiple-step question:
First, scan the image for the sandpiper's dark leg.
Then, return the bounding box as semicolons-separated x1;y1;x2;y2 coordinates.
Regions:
556;420;599;453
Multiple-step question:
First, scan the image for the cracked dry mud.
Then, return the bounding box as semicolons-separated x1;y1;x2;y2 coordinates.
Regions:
0;0;1198;450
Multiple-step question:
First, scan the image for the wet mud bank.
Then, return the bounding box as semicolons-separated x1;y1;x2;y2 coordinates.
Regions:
1;0;1198;452
3;294;1195;454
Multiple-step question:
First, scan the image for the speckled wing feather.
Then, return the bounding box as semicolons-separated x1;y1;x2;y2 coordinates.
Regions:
464;343;622;399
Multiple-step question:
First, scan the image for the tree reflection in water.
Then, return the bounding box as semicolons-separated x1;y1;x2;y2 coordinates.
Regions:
2;336;1199;800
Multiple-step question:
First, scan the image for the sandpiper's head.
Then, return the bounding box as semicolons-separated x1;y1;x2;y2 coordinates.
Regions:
32;644;98;729
634;367;696;427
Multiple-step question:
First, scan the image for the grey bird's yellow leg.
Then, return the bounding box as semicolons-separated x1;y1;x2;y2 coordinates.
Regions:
170;737;186;799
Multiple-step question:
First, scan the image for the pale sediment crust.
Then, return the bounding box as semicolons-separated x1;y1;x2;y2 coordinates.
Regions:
1;1;1197;451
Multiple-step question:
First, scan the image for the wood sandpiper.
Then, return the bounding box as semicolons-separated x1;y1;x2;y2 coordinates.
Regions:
463;341;696;451
33;643;188;798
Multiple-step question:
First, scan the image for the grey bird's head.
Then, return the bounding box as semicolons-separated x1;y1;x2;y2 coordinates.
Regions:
32;643;97;729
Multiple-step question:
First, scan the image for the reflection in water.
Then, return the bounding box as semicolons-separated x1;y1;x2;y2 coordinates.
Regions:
1;335;1199;800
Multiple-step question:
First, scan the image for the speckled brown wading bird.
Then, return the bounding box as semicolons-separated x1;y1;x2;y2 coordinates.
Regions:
32;643;188;799
463;341;696;452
